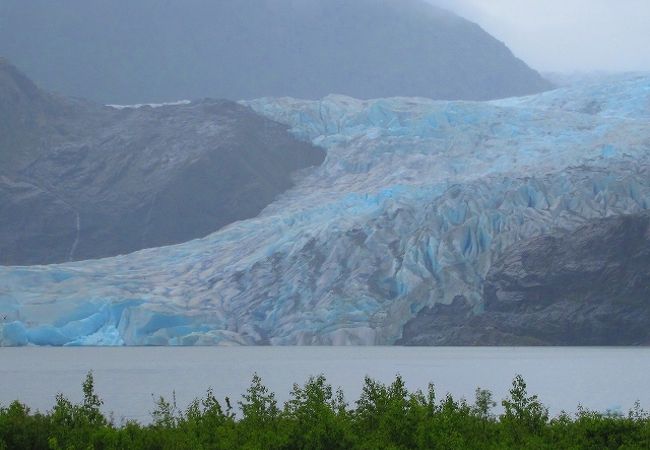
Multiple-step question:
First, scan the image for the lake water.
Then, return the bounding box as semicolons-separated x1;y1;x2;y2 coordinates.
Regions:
1;347;649;423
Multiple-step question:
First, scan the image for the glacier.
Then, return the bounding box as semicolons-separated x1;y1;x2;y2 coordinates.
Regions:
1;75;650;346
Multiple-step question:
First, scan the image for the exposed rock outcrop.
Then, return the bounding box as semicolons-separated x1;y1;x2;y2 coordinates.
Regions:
399;213;650;345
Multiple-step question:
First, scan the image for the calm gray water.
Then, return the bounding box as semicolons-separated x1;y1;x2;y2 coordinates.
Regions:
1;347;649;423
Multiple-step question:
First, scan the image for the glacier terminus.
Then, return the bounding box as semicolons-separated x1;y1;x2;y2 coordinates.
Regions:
1;75;650;346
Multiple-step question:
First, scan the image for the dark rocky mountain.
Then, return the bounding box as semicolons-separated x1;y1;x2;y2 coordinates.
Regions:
0;0;552;104
398;212;650;345
0;59;325;265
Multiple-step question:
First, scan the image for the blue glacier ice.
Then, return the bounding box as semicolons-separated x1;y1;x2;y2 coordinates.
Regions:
1;75;650;345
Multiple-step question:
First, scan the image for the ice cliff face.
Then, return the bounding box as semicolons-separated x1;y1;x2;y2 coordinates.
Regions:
1;75;649;346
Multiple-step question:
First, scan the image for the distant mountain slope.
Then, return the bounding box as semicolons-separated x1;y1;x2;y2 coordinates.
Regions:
0;0;551;104
0;59;325;265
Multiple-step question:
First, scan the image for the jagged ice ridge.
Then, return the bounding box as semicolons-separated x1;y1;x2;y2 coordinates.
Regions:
1;75;649;345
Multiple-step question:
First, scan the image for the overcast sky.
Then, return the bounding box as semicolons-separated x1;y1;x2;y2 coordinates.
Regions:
429;0;650;73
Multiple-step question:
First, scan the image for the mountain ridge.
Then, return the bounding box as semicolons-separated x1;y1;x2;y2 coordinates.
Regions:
0;0;552;104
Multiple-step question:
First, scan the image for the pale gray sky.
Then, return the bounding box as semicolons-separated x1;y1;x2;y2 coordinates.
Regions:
429;0;650;73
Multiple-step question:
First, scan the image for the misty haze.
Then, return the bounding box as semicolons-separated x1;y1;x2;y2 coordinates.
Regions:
1;0;649;448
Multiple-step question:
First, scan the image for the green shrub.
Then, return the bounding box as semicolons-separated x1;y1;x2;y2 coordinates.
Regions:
1;371;649;449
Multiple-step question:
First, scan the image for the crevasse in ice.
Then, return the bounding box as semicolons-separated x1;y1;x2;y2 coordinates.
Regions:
1;75;649;345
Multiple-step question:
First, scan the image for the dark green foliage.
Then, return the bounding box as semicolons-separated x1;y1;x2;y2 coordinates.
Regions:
0;401;50;450
2;371;650;449
283;375;353;449
353;375;422;449
499;374;549;447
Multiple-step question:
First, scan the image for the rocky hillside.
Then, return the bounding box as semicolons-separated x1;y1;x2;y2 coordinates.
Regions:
399;212;650;345
0;59;325;265
0;0;551;103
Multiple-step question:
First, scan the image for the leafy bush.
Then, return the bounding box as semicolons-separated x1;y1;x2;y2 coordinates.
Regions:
1;371;650;449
